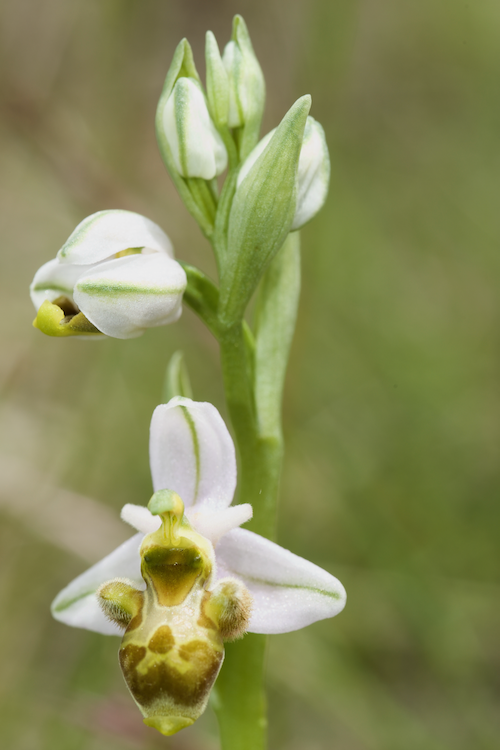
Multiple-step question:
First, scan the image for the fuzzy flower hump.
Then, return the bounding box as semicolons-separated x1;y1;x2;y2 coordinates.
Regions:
51;397;346;735
30;210;187;339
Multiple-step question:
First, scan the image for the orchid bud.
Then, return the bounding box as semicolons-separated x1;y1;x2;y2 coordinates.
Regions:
30;210;187;339
237;116;330;231
222;15;265;158
205;31;229;129
162;77;227;180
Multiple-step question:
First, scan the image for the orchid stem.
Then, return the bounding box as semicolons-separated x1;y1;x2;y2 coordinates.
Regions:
215;322;278;750
214;234;300;750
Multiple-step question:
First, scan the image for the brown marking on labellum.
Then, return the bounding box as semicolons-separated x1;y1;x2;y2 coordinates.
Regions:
126;609;143;633
119;643;147;678
148;625;175;654
120;639;223;710
142;546;204;606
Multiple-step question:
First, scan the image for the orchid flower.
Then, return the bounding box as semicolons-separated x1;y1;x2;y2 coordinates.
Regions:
30;210;187;339
51;397;346;736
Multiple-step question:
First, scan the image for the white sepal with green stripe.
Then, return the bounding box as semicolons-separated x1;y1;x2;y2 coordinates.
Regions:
57;209;174;265
162;77;227;179
51;533;144;636
216;528;346;633
149;397;237;511
74;252;186;338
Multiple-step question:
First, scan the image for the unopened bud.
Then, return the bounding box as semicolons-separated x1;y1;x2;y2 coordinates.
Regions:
162;77;227;179
222;15;265;158
237;115;330;230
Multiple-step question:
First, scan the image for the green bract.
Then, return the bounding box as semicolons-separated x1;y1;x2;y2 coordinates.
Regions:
218;95;311;325
238;116;331;230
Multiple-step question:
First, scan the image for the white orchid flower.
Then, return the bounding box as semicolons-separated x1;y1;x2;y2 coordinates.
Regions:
30;210;187;339
237;115;330;230
51;397;346;736
162;77;228;179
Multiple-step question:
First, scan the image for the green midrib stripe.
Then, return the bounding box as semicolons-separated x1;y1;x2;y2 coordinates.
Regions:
52;588;100;613
32;283;73;294
236;575;342;599
77;282;184;296
180;405;201;502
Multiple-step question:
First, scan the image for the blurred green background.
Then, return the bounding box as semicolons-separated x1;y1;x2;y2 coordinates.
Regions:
1;0;499;748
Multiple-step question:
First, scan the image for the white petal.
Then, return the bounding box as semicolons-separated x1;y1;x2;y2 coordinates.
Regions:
57;210;174;265
51;533;144;636
150;397;237;512
215;528;346;634
30;258;87;310
186;504;252;545
121;504;161;534
74;253;187;339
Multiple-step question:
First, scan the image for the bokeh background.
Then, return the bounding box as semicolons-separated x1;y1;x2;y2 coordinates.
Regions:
1;1;499;748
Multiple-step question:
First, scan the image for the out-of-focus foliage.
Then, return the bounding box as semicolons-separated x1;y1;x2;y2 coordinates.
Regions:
1;0;499;748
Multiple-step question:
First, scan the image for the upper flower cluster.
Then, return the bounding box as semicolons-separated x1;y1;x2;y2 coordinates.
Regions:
29;15;331;340
52;397;346;735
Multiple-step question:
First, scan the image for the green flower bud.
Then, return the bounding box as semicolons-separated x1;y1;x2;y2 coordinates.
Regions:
222;15;265;158
205;31;229;129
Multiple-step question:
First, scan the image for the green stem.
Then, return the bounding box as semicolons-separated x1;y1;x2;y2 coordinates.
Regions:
213;635;268;750
213;322;283;750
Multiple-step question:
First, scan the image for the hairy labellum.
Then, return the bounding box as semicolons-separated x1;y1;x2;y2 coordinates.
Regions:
97;490;251;736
